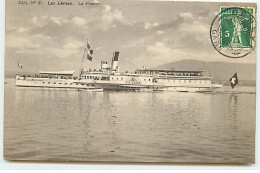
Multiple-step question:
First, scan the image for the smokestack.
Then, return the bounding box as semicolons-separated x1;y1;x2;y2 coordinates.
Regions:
111;51;119;71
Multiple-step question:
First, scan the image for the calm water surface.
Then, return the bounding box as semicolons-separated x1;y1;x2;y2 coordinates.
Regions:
4;79;256;163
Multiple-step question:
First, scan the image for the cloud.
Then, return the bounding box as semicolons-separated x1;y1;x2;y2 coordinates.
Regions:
152;11;207;32
6;35;40;50
71;17;88;27
144;22;159;29
179;12;193;19
147;42;170;55
6;4;133;62
157;30;164;34
132;42;214;68
63;40;83;50
32;16;65;27
50;17;62;26
178;20;209;43
99;5;130;31
6;15;88;65
30;16;89;32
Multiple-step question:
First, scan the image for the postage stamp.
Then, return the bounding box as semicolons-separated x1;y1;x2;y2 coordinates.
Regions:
210;7;256;58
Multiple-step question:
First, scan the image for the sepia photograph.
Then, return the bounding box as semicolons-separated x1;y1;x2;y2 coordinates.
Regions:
3;0;257;164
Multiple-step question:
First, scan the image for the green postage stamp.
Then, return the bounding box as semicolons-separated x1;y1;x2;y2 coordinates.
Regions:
210;7;256;58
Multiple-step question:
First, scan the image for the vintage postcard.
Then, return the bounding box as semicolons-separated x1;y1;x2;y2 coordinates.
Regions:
4;0;256;164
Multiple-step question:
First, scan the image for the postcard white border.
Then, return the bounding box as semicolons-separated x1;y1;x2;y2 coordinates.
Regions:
0;0;259;170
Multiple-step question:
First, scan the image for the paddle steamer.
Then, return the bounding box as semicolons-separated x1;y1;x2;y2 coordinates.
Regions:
16;51;222;92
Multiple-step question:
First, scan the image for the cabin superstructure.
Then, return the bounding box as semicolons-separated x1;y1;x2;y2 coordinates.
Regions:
134;69;215;92
135;69;210;78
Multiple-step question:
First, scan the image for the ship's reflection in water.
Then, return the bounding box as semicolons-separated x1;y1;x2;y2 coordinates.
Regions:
4;79;256;163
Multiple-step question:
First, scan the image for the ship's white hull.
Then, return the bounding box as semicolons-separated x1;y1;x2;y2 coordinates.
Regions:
15;75;103;92
15;75;223;92
162;85;223;93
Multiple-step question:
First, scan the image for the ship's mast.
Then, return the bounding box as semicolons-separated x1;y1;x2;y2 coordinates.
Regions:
78;39;89;79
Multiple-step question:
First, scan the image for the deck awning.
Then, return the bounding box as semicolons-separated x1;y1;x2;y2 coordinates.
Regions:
39;70;76;76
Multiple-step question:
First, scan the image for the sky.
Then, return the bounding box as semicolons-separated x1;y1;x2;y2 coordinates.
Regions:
5;0;256;74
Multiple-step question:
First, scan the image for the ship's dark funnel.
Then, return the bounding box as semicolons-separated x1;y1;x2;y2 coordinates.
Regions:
113;51;119;61
112;51;119;71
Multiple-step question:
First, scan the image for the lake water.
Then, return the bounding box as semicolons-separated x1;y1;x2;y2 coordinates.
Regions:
4;78;256;163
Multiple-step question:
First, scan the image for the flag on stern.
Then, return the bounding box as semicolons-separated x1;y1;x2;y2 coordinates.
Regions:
87;43;94;61
229;72;238;89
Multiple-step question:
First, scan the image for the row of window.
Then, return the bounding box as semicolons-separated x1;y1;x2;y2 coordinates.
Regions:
111;77;152;81
163;80;210;84
136;70;202;76
33;77;78;80
126;81;141;84
111;77;125;81
82;76;153;82
83;76;109;80
34;82;94;86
